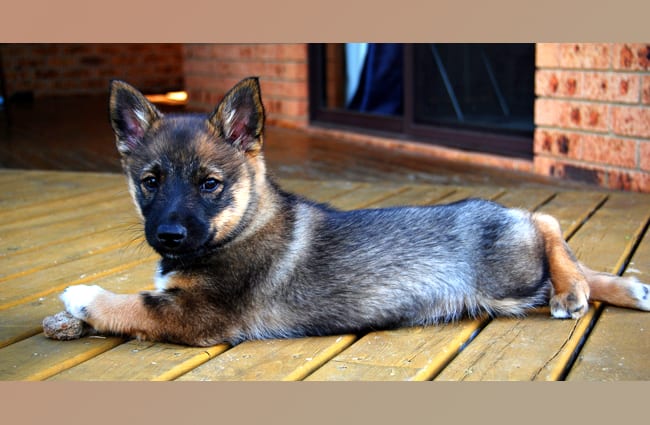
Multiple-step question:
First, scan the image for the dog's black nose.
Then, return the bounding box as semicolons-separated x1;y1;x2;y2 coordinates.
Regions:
156;224;187;248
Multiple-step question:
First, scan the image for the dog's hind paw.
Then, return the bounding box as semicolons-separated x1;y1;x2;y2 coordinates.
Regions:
60;284;105;320
550;282;590;319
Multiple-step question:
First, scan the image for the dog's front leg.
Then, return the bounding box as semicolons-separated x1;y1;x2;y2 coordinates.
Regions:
60;284;202;345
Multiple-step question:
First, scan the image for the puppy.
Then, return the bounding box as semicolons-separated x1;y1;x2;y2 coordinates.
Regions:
60;77;650;346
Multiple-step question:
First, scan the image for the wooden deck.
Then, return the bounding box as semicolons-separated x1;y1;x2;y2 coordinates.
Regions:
1;168;649;381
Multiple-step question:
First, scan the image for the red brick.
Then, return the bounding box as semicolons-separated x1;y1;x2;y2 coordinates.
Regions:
241;44;306;61
535;70;582;98
611;106;650;138
533;129;581;159
533;157;607;187
259;80;308;99
608;169;650;192
580;135;637;168
183;44;215;59
640;142;650;171
537;44;611;69
3;43;184;97
613;43;650;71
582;72;640;103
535;99;609;132
263;97;308;118
183;59;220;76
184;44;306;62
536;44;560;68
534;130;636;168
184;59;307;82
554;43;611;69
643;76;650;105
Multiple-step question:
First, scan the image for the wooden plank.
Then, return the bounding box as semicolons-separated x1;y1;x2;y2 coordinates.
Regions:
0;228;143;281
5;173;642;382
0;334;124;381
176;335;356;381
0;188;130;232
494;188;556;211
305;321;486;381
0;171;121;209
303;187;550;381
567;219;650;380
1;194;134;238
438;186;506;204
0;200;138;255
281;179;364;203
537;191;608;238
435;192;650;381
48;340;229;381
364;185;456;208
326;182;411;209
0;245;157;310
0;260;158;348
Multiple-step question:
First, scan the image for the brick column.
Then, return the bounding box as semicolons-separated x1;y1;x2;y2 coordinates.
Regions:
182;44;309;128
534;43;650;192
0;44;183;97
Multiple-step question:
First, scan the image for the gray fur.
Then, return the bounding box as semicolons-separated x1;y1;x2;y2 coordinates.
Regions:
228;197;551;343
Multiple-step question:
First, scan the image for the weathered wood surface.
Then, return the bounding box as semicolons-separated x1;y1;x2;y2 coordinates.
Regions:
1;169;648;381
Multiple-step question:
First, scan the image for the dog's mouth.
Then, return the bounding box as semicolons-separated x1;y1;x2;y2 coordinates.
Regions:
152;231;223;262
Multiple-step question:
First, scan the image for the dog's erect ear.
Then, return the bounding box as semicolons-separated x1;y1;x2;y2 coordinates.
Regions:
109;80;162;156
208;77;265;155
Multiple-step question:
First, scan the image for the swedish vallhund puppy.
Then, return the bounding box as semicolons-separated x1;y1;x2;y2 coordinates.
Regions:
59;77;650;347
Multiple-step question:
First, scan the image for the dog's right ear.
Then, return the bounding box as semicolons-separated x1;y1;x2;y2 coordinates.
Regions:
109;80;162;156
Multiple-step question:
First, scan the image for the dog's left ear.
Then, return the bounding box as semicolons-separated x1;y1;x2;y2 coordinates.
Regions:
208;77;265;155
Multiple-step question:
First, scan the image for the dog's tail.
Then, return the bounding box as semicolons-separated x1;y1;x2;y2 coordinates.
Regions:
582;264;650;311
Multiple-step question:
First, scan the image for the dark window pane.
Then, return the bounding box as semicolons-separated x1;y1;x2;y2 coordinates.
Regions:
309;43;535;158
413;44;535;136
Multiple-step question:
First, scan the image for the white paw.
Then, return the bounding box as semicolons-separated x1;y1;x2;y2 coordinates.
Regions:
60;285;105;320
550;288;589;319
630;279;650;311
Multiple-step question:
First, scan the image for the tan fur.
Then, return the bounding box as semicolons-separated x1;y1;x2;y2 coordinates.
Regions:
532;212;590;318
85;291;163;341
210;166;252;243
532;212;650;317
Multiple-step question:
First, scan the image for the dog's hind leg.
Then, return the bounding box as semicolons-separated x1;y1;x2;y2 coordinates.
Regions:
532;212;591;319
532;212;650;318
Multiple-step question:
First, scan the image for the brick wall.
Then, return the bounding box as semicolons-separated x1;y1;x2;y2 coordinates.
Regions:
534;43;650;192
4;43;649;192
182;44;308;128
1;44;184;97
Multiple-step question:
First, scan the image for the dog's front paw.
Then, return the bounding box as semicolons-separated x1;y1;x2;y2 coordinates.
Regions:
550;281;590;319
60;285;105;320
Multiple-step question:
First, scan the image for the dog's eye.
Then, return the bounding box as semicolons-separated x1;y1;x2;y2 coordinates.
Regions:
200;178;220;193
141;176;159;191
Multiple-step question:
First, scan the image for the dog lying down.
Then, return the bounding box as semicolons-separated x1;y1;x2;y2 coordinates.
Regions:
45;77;650;346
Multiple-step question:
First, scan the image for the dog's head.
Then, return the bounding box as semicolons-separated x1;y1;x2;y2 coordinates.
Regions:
109;77;268;260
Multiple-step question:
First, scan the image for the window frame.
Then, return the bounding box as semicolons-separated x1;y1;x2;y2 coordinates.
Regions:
307;43;534;159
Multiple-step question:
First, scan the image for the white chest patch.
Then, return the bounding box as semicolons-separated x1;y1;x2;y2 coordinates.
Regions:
154;266;176;291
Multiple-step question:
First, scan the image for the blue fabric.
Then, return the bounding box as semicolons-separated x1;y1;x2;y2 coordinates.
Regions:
348;43;403;115
345;43;369;105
